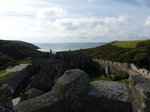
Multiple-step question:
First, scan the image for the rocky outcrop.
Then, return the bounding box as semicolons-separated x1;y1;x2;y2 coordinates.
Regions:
54;70;64;83
89;81;131;112
129;74;150;112
20;88;45;102
26;65;56;92
15;69;132;112
0;81;14;112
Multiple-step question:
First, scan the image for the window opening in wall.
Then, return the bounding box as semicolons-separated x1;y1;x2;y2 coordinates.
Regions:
38;65;41;70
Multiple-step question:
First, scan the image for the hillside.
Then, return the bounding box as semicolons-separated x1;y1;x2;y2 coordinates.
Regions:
11;40;40;49
0;40;39;70
82;40;150;70
111;40;146;48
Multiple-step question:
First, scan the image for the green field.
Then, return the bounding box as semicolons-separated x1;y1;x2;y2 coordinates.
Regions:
111;40;146;48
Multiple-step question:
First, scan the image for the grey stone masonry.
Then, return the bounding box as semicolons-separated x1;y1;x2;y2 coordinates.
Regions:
0;82;14;112
129;74;150;112
14;69;132;112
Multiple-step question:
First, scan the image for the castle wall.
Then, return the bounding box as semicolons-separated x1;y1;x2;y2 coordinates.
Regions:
93;58;130;73
93;58;150;79
32;51;93;73
130;64;150;79
0;82;14;111
2;50;150;112
62;52;92;71
5;65;32;90
129;74;150;112
94;58;150;112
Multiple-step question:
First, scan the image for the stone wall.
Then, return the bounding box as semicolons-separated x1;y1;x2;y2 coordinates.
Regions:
5;65;32;90
0;82;14;111
14;69;132;112
60;52;92;71
93;58;150;79
32;51;93;73
13;68;150;112
93;58;130;73
129;74;150;112
130;64;150;79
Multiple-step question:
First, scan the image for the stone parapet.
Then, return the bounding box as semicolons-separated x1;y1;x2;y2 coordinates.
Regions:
129;75;150;112
5;65;31;90
93;58;150;79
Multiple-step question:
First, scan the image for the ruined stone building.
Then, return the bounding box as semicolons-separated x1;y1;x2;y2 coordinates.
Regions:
32;50;93;73
1;50;150;112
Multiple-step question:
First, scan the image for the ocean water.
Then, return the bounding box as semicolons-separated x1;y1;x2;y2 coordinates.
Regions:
34;43;107;52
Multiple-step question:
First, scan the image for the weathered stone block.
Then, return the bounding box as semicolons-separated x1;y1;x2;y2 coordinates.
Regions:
5;65;31;90
129;74;150;112
26;65;56;92
15;69;132;112
20;88;45;102
87;81;132;112
0;84;14;112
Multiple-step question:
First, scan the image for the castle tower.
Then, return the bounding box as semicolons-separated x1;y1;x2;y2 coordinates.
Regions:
50;50;52;55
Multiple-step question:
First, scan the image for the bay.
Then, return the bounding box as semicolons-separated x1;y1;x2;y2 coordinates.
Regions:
34;43;107;52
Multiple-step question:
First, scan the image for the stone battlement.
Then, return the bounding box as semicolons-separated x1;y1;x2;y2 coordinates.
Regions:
93;58;150;79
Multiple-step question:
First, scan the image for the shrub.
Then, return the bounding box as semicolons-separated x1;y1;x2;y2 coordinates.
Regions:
112;71;129;81
133;53;149;66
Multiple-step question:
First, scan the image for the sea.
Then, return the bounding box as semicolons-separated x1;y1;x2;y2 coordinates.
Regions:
33;43;108;53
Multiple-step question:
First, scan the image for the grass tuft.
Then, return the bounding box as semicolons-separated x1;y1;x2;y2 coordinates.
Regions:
119;79;129;84
0;70;5;74
87;71;112;82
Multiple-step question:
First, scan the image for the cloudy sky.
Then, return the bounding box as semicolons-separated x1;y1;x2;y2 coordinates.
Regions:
0;0;150;43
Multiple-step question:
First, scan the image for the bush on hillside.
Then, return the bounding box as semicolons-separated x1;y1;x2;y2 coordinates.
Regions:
133;53;149;66
81;40;150;70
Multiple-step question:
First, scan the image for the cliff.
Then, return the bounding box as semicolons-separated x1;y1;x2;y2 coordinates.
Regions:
11;40;40;50
0;40;38;69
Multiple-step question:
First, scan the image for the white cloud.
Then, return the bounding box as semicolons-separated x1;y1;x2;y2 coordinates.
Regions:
144;17;150;26
88;0;95;2
54;15;132;31
118;15;132;24
36;7;67;19
51;15;150;41
0;0;149;43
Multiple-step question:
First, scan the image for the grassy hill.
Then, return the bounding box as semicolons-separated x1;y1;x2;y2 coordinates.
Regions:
11;40;40;49
111;40;146;48
0;40;39;70
82;40;150;70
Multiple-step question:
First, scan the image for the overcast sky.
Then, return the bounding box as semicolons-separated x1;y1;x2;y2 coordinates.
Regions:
0;0;150;43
